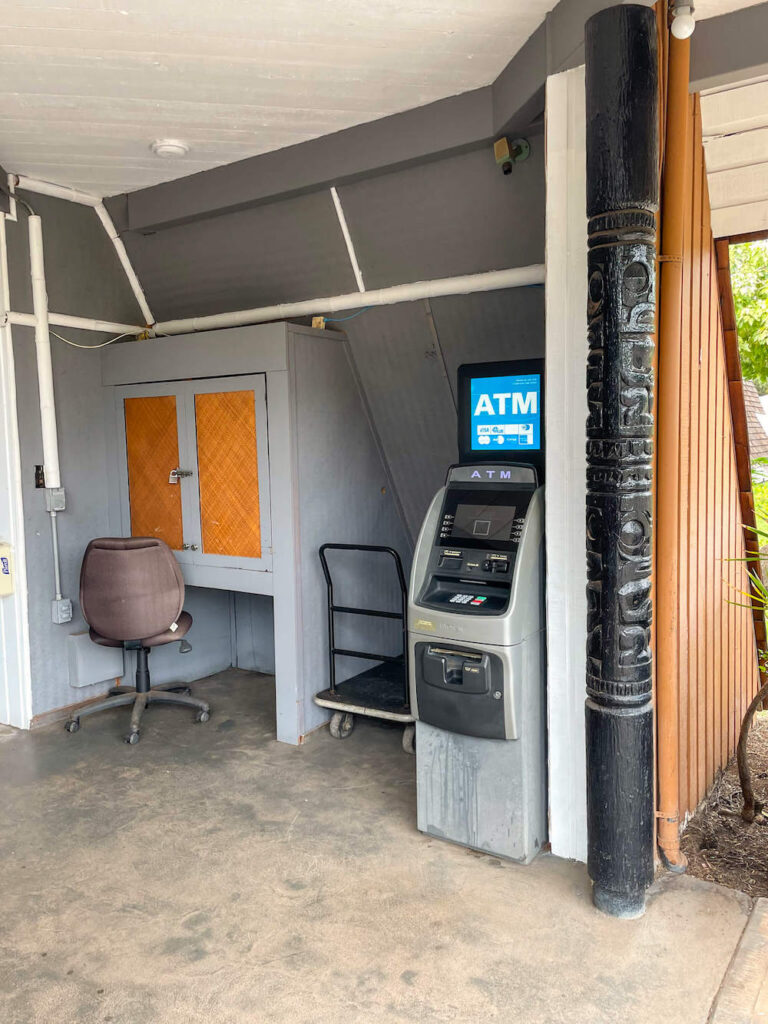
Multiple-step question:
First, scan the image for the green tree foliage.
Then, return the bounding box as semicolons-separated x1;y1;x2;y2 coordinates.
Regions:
731;239;768;393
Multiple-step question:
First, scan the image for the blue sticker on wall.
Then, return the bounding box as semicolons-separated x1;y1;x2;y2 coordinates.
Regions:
470;374;541;452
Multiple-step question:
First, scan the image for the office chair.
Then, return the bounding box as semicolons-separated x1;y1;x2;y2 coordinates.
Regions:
65;537;211;744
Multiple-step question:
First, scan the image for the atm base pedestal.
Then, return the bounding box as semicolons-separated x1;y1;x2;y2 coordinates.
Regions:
415;721;546;864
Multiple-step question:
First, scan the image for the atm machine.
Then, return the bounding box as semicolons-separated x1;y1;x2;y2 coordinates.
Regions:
408;359;547;863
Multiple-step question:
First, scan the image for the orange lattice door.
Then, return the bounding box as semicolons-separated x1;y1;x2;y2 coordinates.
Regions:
194;388;263;561
123;395;184;550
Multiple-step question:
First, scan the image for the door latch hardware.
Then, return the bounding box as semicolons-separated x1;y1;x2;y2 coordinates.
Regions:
169;467;194;483
181;543;199;551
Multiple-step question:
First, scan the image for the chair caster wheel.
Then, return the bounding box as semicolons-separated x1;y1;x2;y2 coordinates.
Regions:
195;710;210;723
124;731;140;745
65;719;80;733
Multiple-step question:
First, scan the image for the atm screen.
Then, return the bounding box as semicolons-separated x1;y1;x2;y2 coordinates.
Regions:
452;503;517;542
470;373;541;452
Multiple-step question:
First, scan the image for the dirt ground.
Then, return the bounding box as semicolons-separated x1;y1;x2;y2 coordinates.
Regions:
682;714;768;899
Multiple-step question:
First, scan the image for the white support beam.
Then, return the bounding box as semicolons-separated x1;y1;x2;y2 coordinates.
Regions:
544;65;588;863
0;214;32;729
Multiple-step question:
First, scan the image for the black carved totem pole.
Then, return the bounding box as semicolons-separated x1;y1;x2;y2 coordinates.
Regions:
584;5;659;918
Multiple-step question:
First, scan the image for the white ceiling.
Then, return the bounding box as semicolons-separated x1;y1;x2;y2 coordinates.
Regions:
701;76;768;237
1;0;763;200
0;0;561;198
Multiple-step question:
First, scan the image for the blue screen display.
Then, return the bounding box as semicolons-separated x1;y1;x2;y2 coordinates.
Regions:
470;373;541;452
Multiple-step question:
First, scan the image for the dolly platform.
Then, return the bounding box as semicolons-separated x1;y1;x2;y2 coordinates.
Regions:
314;544;414;753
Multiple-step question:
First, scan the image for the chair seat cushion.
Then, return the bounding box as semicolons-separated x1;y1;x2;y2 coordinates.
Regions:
90;610;192;649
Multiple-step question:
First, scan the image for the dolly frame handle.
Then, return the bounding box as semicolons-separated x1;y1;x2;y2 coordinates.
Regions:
318;544;408;698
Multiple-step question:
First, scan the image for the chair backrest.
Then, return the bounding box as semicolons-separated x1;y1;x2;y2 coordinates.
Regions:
80;537;185;642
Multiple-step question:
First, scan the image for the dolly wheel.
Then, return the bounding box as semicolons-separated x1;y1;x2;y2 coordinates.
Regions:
330;711;354;739
402;724;416;755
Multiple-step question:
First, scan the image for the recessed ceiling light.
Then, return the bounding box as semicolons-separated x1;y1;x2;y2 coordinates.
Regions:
150;138;190;159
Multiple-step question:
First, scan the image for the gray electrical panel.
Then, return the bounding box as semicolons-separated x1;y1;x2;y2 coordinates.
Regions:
408;463;547;863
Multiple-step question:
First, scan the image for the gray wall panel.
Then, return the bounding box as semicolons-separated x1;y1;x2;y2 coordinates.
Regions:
337;144;545;290
290;330;411;734
342;288;545;543
121;190;357;321
429;286;545;384
6;196;231;717
342;303;458;538
9;194;142;322
234;593;276;674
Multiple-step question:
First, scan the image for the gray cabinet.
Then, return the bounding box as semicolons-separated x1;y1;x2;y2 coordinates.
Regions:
103;323;409;744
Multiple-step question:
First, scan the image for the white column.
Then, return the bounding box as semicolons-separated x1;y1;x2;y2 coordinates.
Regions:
0;214;33;728
545;66;589;862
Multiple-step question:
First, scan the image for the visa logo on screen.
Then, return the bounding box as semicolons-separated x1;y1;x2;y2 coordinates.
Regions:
470;373;541;452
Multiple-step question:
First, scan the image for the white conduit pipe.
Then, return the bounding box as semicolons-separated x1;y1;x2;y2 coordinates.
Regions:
8;311;146;335
28;216;61;490
15;175;99;208
14;175;154;327
330;186;365;293
154;265;546;336
93;205;154;326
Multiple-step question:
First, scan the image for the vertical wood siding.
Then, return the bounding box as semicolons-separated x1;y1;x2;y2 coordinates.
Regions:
673;95;762;819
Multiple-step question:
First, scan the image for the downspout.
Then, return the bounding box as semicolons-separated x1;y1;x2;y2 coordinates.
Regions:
655;28;691;871
28;213;70;622
28;215;60;490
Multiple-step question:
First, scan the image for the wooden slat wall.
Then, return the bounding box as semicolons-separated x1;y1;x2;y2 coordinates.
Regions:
674;94;762;819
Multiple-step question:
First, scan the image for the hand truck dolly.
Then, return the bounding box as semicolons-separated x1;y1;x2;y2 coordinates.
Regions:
313;543;414;754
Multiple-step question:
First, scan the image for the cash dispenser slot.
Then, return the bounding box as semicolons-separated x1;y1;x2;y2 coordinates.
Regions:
413;641;506;739
418;576;511;614
422;647;490;694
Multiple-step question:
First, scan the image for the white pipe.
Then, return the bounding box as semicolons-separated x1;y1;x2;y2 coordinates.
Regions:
94;204;154;326
330;186;365;292
14;175;154;326
28;216;61;489
5;174;17;223
14;175;99;207
0;213;34;727
8;310;146;335
154;265;546;336
50;512;62;600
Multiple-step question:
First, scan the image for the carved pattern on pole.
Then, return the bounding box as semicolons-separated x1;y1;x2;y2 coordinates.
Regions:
584;4;659;919
586;214;656;705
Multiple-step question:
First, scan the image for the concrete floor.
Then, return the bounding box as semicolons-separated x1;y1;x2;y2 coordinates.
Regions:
0;669;752;1024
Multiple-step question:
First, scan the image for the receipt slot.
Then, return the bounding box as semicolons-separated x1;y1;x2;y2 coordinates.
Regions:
408;358;547;864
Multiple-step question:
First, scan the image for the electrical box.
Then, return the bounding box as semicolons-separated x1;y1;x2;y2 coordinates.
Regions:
45;488;66;512
52;597;73;624
0;542;14;596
